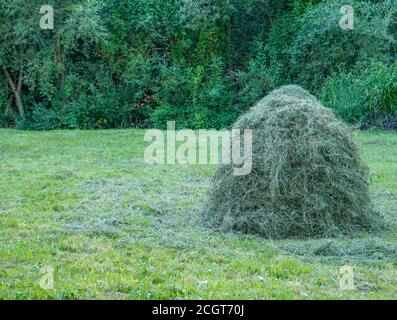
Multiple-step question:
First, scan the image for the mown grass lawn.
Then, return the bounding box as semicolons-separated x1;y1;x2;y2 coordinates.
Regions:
0;129;396;300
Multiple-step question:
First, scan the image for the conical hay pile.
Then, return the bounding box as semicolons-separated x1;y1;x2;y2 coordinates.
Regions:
203;86;380;239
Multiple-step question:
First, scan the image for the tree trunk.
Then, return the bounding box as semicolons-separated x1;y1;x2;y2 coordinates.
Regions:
6;96;13;113
3;68;25;118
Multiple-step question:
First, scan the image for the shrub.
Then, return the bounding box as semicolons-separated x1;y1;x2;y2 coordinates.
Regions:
0;111;14;128
203;86;380;239
266;10;300;87
153;59;234;129
24;105;74;131
232;42;277;114
320;61;397;124
20;91;132;131
287;0;396;90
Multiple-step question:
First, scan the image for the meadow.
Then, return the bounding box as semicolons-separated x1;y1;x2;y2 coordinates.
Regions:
0;129;396;299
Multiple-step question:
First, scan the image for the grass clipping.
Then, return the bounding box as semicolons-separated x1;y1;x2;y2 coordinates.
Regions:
203;85;380;239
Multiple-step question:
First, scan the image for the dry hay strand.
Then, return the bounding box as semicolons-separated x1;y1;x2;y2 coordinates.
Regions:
203;86;381;239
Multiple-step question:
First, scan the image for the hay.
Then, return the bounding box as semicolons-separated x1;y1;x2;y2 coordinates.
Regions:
257;84;320;106
203;86;380;239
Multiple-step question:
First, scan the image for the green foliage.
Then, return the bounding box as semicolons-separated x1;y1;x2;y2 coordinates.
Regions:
266;10;300;87
0;90;5;109
287;0;396;91
1;0;397;129
321;61;397;124
232;43;276;112
291;0;322;12
153;59;234;129
0;111;14;128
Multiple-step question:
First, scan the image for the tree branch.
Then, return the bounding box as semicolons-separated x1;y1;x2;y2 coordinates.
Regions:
3;68;25;118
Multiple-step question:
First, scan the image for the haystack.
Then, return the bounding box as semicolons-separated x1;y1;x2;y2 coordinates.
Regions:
203;86;379;238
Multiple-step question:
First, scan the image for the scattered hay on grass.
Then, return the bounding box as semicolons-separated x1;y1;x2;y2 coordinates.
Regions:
279;238;397;265
203;85;382;239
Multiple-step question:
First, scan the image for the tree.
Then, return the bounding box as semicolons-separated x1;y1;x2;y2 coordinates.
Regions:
0;0;109;123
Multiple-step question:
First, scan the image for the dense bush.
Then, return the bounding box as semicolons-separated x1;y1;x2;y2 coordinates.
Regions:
233;43;277;111
287;0;396;90
321;61;397;124
152;59;234;129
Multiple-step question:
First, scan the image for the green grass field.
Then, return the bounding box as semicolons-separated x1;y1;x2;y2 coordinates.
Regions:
0;129;396;299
